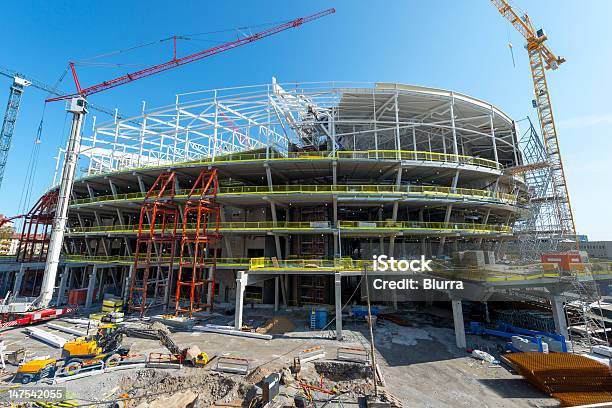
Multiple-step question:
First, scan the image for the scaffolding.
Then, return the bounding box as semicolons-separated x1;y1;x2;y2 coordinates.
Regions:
515;117;559;259
175;169;221;317
128;172;178;316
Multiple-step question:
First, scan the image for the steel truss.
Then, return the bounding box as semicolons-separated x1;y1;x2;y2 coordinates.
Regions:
75;81;522;176
175;169;221;317
514;118;559;258
0;77;29;190
128;172;178;316
16;191;58;263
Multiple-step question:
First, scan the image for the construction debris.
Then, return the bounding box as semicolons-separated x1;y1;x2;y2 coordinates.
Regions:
25;327;67;348
255;316;295;334
194;325;272;340
119;369;250;407
47;323;87;337
215;356;250;375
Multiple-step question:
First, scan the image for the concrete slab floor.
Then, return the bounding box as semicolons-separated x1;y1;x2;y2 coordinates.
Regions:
0;306;558;407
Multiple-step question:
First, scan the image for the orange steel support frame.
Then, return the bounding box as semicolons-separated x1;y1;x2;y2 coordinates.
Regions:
175;169;221;317
128;172;178;316
16;191;58;263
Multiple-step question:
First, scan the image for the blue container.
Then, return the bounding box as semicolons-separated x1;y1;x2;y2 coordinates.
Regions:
312;308;328;329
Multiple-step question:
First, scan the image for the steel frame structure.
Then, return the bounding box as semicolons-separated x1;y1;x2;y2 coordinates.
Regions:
76;81;522;176
16;191;58;263
513;118;559;258
128;172;178;316
175;169;220;317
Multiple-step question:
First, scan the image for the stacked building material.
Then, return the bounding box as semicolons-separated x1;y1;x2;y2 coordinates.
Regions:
505;352;612;406
495;309;555;333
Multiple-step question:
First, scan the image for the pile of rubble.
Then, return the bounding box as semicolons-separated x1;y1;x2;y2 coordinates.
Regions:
119;369;250;407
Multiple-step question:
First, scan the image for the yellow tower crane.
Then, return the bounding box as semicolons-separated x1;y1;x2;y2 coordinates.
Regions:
490;0;576;238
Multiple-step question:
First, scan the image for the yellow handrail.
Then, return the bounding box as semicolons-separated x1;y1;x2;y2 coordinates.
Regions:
69;183;522;206
66;220;512;234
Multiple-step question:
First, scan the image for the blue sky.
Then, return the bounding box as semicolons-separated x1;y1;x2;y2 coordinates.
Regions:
1;1;611;240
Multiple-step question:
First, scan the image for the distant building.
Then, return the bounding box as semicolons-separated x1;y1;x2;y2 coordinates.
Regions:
0;219;17;256
581;241;612;260
562;241;612;260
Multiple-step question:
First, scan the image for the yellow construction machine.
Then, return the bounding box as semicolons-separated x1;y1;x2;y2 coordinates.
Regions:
15;323;208;383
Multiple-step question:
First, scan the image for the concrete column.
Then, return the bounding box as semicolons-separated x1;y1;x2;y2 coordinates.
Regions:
551;295;569;338
85;265;98;308
122;265;133;301
334;274;343;340
451;299;466;349
12;265;26;297
234;271;248;330
57;267;70;305
274;276;279;312
206;267;214;306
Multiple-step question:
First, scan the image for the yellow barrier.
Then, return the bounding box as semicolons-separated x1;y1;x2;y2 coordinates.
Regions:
66;220;512;234
61;254;612;283
69;183;521;206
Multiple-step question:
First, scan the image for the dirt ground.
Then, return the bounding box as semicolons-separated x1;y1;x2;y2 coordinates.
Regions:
0;305;559;407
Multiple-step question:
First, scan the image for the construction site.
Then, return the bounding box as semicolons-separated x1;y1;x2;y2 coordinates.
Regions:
0;2;611;407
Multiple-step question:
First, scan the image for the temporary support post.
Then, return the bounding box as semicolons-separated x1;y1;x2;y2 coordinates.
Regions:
334;273;343;340
235;271;248;330
85;265;97;308
12;264;25;296
128;172;178;317
551;295;569;338
274;276;279;312
57;266;70;305
175;169;221;317
451;299;466;349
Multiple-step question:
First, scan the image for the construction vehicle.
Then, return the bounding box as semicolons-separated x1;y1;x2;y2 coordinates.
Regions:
14;323;208;383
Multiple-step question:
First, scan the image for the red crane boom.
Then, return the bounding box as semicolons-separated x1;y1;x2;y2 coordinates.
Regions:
47;8;335;102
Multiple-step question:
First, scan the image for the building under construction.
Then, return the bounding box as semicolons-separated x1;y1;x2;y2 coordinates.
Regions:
1;3;612;406
2;81;525;307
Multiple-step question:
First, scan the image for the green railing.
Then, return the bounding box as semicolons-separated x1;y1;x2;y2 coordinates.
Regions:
61;255;612;282
178;149;500;169
69;183;521;206
66;221;512;234
79;149;503;183
64;255;250;267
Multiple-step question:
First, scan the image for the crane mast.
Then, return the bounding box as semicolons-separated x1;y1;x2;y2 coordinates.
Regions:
35;8;335;309
0;77;30;190
490;0;576;238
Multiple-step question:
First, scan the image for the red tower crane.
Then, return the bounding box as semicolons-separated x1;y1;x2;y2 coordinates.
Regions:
34;8;336;309
47;8;335;102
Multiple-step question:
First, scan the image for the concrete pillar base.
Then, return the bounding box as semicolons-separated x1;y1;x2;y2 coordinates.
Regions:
12;265;25;297
334;274;343;340
551;295;569;339
235;271;248;330
85;266;98;308
452;299;467;349
57;267;70;305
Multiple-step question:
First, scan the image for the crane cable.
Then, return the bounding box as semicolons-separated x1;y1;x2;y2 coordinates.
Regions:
70;18;293;70
17;68;69;216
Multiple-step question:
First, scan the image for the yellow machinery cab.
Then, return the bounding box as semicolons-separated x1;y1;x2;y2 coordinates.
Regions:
61;324;117;359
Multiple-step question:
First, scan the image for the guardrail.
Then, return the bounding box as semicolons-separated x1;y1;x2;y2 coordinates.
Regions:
69;183;521;206
66;221;512;235
178;149;501;169
60;255;612;282
64;255;249;266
